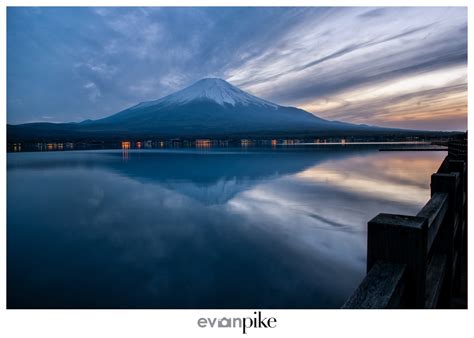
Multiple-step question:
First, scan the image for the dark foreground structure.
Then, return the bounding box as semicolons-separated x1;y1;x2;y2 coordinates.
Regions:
343;135;467;309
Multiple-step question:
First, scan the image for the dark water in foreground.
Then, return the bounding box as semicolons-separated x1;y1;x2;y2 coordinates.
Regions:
7;145;445;308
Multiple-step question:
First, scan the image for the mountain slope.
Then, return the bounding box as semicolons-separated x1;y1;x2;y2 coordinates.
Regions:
8;78;407;141
91;78;329;132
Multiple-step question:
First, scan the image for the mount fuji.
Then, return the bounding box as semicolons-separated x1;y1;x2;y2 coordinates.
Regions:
8;78;406;141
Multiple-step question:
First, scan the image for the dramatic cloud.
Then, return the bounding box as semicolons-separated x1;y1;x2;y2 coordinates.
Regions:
7;7;467;130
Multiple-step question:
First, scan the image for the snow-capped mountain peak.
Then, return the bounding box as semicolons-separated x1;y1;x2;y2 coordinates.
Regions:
133;78;278;109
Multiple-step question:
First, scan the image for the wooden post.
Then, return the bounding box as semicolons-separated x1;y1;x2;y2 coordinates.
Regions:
447;160;467;301
367;214;428;308
448;160;466;203
448;160;466;247
430;172;459;307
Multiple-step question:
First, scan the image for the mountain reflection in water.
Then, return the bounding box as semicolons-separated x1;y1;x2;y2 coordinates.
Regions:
7;146;445;308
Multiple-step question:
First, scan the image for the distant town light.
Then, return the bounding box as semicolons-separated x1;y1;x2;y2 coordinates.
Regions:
196;139;212;147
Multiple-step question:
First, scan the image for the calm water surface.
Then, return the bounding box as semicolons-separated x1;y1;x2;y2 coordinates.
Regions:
7;145;445;308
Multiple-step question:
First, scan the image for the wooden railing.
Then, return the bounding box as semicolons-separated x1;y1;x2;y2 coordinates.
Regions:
342;139;467;309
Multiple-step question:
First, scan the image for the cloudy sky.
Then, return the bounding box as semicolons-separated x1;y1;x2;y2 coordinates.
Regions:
7;7;467;130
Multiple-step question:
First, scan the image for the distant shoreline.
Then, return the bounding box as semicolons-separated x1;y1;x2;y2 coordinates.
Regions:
7;140;450;154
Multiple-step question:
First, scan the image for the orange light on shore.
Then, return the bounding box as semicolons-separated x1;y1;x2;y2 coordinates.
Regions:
196;139;211;148
271;139;277;146
122;141;131;149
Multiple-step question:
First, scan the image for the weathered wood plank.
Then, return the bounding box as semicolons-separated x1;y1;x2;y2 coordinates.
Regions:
436;156;450;174
342;261;406;309
452;251;459;283
424;254;447;309
448;160;466;175
430;172;459;307
416;192;448;253
367;214;427;308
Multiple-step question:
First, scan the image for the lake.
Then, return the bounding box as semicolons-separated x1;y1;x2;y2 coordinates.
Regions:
7;145;445;308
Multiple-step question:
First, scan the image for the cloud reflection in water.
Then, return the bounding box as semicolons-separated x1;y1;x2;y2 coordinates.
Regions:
7;147;445;308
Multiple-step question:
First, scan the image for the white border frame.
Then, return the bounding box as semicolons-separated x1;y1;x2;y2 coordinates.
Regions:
1;1;472;337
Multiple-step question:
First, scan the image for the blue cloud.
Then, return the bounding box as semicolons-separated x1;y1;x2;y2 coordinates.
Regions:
7;7;467;130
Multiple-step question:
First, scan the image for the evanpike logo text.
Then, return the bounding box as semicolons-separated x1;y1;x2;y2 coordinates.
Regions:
197;311;277;334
